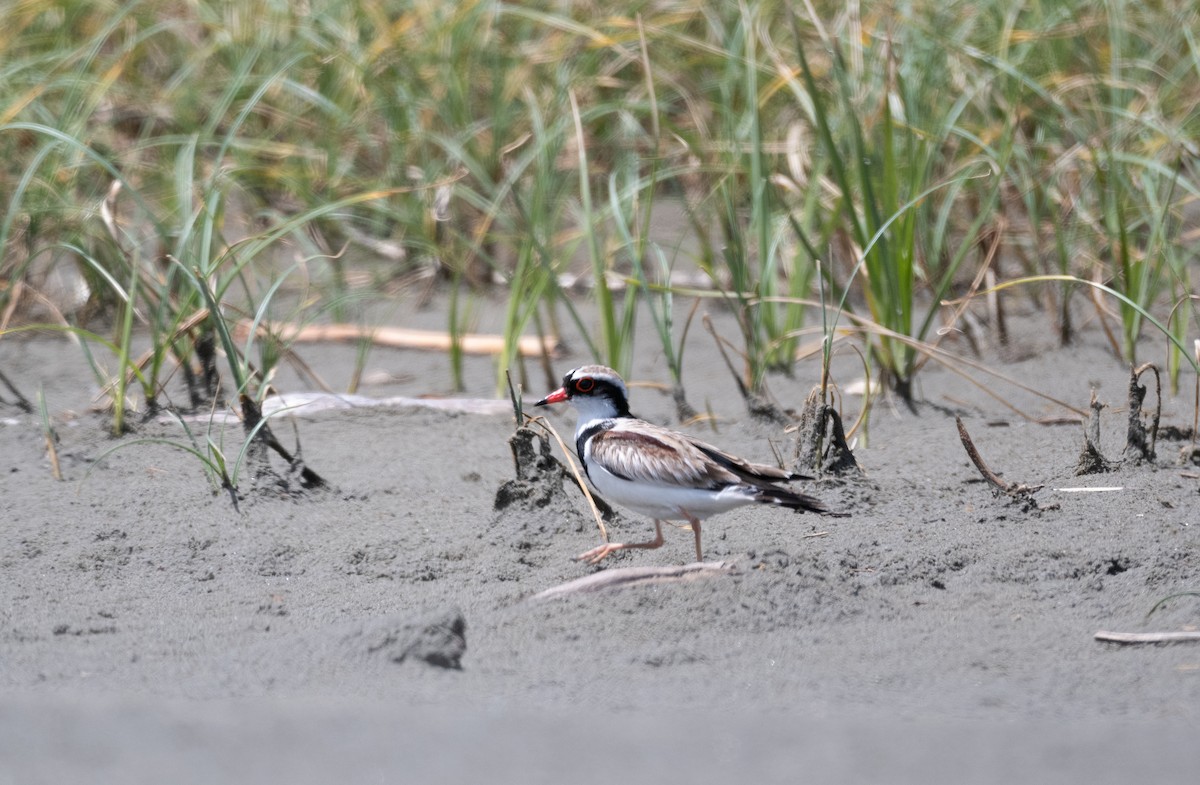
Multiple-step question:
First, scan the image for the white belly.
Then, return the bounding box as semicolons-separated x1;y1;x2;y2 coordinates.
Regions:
586;461;757;521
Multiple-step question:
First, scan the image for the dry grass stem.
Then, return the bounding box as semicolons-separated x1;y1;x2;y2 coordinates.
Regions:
37;389;62;482
703;314;790;425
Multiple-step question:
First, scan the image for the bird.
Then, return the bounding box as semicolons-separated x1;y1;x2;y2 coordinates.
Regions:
535;365;838;564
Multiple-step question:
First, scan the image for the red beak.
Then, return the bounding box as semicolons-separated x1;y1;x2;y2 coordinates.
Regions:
535;387;568;406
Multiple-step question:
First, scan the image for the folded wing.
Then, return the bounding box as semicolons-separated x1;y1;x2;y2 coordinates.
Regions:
588;426;739;490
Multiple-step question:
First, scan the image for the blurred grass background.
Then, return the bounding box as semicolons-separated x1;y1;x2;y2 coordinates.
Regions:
1;0;1198;417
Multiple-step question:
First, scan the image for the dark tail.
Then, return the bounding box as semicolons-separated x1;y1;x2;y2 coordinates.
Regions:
755;485;848;517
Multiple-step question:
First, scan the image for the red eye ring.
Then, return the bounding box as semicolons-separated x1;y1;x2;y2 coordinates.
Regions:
575;377;595;392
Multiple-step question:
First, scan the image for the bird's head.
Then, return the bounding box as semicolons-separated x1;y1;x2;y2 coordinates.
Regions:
535;365;631;418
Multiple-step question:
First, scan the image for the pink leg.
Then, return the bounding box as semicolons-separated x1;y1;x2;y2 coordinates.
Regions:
684;513;703;562
575;520;665;565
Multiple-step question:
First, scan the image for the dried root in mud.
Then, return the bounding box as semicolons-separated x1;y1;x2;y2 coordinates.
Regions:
183;329;223;411
495;371;616;549
1076;392;1117;475
1123;363;1160;464
494;426;573;512
956;416;1057;513
793;388;861;477
493;424;617;521
240;394;330;499
1075;364;1162;474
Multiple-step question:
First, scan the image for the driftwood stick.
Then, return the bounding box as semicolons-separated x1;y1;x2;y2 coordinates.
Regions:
956;416;1015;494
235;320;559;358
1094;630;1200;645
531;561;734;601
956;416;1051;510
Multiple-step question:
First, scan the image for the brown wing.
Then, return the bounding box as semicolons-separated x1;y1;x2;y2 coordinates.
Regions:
686;437;806;485
587;425;740;490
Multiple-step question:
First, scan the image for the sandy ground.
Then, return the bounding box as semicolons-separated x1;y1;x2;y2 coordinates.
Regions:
2;296;1199;783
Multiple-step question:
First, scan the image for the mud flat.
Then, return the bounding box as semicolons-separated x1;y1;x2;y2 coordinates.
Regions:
1;306;1198;783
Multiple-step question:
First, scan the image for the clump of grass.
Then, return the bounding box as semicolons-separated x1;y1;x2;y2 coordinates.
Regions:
85;400;308;510
2;0;1199;443
966;1;1200;368
785;4;1009;403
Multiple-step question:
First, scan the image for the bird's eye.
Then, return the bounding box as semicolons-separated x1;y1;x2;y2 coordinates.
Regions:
575;377;595;392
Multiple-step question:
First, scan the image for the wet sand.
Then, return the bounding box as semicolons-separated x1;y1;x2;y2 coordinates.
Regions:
2;299;1198;782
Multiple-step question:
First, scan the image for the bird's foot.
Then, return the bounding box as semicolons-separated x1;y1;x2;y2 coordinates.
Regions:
573;543;624;565
574;520;666;565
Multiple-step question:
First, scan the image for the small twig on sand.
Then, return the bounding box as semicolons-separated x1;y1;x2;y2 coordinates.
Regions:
0;367;34;413
1094;630;1200;645
530;561;734;601
956;416;1053;511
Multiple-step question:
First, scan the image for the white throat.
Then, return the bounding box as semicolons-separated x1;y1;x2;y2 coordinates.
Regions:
569;394;623;437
